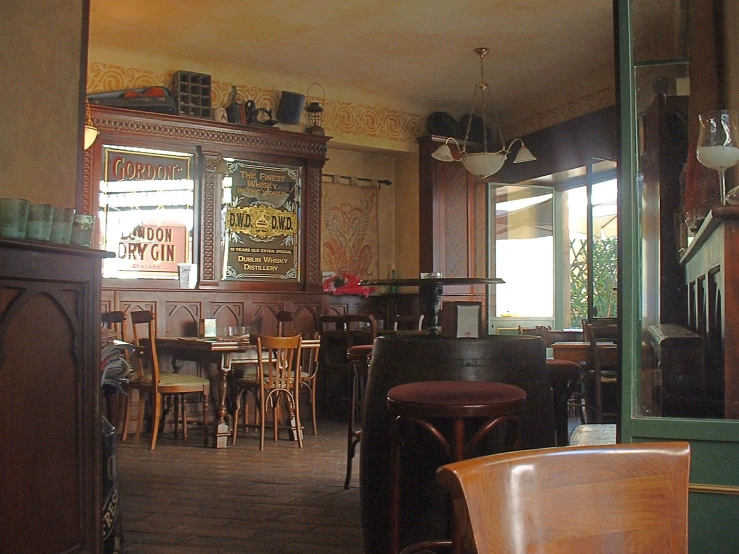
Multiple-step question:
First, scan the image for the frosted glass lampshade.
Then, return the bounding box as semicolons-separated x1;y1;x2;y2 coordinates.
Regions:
431;143;456;162
84;125;99;150
461;151;506;177
513;145;537;163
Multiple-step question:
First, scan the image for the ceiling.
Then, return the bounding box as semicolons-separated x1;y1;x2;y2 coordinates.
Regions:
89;0;617;129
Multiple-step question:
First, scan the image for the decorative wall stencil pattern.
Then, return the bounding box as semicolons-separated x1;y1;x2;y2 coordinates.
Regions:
87;63;423;143
87;63;171;93
321;183;379;280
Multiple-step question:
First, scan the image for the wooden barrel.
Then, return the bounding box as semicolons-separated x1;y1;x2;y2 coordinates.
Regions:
359;334;554;554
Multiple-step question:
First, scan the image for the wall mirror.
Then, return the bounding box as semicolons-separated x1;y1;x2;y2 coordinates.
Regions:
220;158;303;282
98;145;195;280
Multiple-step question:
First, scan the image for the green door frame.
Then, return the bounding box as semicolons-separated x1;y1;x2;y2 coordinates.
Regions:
616;1;739;551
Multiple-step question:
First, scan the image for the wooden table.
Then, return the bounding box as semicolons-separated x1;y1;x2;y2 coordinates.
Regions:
551;340;618;365
154;337;258;448
359;277;504;333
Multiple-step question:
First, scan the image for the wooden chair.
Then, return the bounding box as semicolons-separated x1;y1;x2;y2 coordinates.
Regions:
101;310;129;428
583;320;620;423
400;441;690;554
232;334;303;450
275;309;294;336
122;310;210;450
344;344;373;489
298;338;321;435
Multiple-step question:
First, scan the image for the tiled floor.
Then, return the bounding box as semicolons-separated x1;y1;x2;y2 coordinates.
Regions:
117;419;364;554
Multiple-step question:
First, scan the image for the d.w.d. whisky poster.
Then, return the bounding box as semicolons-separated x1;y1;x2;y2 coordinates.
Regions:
222;160;302;281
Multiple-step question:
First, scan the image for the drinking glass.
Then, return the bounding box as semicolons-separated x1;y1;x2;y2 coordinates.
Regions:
696;110;739;205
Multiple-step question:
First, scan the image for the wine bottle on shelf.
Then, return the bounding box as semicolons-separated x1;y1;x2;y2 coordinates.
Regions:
390;264;398;294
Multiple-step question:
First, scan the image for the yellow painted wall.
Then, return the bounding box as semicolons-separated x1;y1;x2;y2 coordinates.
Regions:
86;47;422;279
323;147;403;279
1;0;85;207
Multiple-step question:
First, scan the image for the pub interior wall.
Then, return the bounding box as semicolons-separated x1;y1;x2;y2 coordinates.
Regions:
1;0;85;207
85;48;420;280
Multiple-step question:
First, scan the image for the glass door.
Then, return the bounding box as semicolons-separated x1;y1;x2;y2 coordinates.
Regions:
617;1;739;550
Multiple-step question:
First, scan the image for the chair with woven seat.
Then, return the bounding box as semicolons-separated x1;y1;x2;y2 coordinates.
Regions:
400;441;690;554
232;334;303;450
122;310;210;450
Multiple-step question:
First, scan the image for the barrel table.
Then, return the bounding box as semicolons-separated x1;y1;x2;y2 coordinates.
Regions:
359;334;555;554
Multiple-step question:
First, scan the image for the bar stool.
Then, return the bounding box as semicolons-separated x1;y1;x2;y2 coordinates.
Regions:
388;380;526;554
345;344;373;489
547;359;584;445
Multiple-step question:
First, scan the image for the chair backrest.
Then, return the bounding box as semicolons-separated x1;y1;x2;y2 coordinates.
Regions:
583;320;619;370
436;442;691;554
129;310;161;390
255;334;302;390
275;310;294;336
101;310;127;342
318;314;348;332
344;314;377;339
298;338;321;379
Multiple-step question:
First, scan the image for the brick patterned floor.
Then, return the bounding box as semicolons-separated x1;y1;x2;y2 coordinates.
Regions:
117;419;364;553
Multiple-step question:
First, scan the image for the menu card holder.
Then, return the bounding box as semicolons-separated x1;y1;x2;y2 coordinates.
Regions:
440;301;483;338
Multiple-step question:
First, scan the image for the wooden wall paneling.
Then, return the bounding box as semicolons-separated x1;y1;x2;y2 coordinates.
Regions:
166;301;202;337
305;161;325;289
291;303;322;336
252;301;284;335
211;301;246;331
200;152;219;288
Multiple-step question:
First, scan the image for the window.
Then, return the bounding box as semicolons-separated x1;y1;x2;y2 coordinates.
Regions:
493;185;554;318
98;146;195;280
488;160;618;328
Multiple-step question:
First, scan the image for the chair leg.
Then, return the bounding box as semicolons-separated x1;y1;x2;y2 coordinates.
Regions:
150;392;161;450
259;389;267;451
181;394;188;441
345;367;359;489
272;395;280;442
202;389;209;447
134;390;146;444
121;389;134;442
288;392;303;448
309;383;318;435
232;389;242;446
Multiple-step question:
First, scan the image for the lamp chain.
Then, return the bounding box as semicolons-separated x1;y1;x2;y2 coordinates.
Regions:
462;47;507;155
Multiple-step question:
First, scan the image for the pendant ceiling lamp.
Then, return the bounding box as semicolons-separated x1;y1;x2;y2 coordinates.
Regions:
432;47;536;178
83;101;99;150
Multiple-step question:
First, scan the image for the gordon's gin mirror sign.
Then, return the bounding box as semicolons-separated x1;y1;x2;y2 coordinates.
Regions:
117;219;188;275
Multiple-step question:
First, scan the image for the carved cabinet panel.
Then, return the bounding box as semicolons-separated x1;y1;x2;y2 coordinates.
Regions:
0;239;109;553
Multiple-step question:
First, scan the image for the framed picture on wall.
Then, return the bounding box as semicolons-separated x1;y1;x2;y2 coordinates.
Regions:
441;301;483;338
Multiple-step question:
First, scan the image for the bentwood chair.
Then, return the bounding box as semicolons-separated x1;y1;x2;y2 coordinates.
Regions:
400;442;690;554
232;334;303;450
123;310;210;450
297;338;321;435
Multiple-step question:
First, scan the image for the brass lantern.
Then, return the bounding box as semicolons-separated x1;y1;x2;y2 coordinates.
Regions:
305;82;325;136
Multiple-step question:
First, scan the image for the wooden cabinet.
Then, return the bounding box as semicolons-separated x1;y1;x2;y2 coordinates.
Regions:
680;206;739;418
417;136;493;318
0;239;110;553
